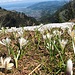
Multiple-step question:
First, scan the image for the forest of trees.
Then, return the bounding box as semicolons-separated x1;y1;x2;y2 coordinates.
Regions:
0;7;39;27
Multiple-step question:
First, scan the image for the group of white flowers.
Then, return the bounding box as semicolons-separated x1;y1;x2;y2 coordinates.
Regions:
0;25;74;75
42;25;75;75
0;27;28;70
0;57;14;70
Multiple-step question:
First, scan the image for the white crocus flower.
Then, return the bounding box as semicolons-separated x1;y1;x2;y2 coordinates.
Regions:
43;33;52;40
40;30;44;35
6;27;9;30
0;57;14;70
0;38;11;47
15;28;24;38
53;30;60;35
0;38;11;54
46;33;52;39
59;39;68;49
43;35;46;39
66;59;73;75
68;25;73;36
61;27;65;33
16;30;23;38
68;30;75;39
72;40;75;54
19;37;28;49
1;27;6;34
18;31;23;37
46;43;51;49
68;30;75;54
46;40;55;50
11;27;17;32
53;30;62;38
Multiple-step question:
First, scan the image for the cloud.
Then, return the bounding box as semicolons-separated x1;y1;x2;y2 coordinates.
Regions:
0;0;23;3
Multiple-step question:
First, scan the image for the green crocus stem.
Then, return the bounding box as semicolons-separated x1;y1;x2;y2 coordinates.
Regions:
51;40;64;65
14;58;18;68
7;46;10;55
8;48;10;55
13;32;16;40
72;39;75;54
5;62;7;75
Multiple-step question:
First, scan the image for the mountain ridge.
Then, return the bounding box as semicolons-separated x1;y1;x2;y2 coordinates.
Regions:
40;0;75;23
20;1;68;20
0;7;39;27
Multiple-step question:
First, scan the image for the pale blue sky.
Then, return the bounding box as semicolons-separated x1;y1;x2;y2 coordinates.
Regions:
0;0;70;3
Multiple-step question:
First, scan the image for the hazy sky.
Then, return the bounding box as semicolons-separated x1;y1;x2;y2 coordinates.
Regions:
0;0;69;3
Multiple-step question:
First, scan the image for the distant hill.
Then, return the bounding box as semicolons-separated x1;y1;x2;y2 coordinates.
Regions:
21;1;68;20
0;7;39;27
0;2;36;10
40;0;75;23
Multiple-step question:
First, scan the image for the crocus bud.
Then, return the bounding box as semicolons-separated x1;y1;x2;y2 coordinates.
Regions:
66;59;73;75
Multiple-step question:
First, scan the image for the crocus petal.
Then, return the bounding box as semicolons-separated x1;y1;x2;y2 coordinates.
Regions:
0;65;5;68
0;57;4;65
7;63;14;70
67;59;73;75
43;35;46;39
19;37;28;49
0;38;11;46
0;41;6;46
2;39;6;44
72;42;75;54
6;38;11;43
17;50;20;59
4;57;11;65
0;57;14;70
59;39;68;49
